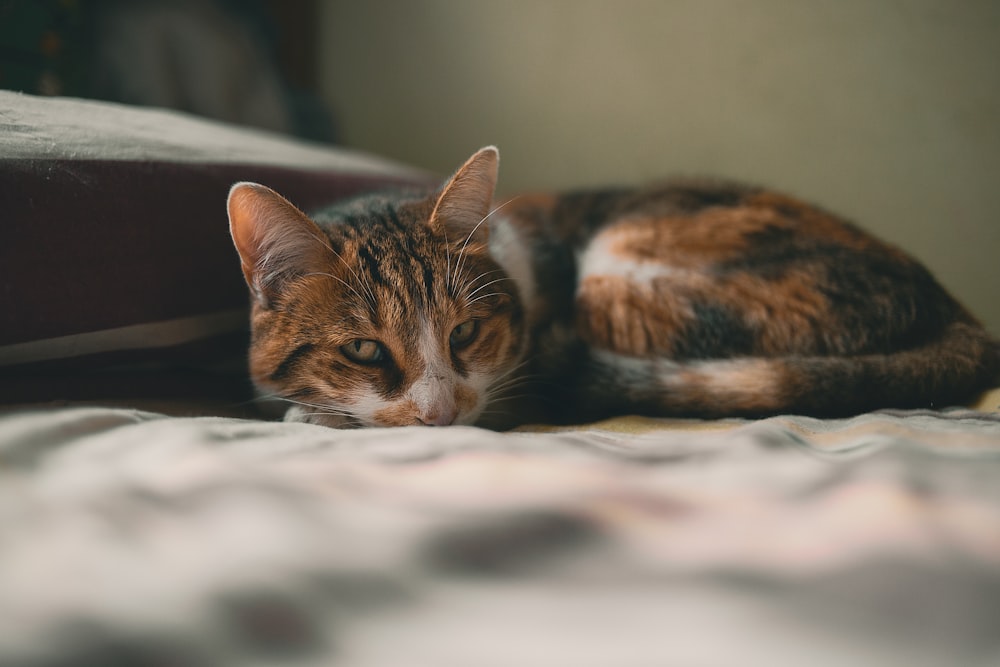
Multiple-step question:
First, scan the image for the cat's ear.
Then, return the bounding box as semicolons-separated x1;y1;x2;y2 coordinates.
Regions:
227;182;330;307
430;146;499;242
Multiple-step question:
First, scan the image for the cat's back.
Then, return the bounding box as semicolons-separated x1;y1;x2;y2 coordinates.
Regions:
505;178;976;359
515;179;880;253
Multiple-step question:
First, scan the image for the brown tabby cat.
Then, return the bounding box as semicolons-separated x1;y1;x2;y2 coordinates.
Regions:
227;146;999;429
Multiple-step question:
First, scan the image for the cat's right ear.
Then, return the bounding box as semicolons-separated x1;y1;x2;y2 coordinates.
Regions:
430;146;499;243
227;182;330;308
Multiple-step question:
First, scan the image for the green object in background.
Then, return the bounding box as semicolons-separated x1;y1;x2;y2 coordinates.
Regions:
0;0;90;96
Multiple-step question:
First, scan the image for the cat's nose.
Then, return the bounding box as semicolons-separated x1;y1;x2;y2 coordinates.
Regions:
418;408;457;427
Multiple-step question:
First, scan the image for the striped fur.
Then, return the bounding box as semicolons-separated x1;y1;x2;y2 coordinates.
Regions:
228;147;999;428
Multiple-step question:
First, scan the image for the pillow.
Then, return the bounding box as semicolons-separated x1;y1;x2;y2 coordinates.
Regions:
0;91;433;403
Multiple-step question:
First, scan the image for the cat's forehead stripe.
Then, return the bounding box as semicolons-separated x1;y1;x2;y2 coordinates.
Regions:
356;243;385;288
350;230;453;314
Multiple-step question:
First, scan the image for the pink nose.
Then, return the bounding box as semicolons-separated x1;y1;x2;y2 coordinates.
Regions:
418;408;457;426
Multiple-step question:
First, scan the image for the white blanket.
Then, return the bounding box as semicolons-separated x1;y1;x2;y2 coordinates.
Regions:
2;406;1000;666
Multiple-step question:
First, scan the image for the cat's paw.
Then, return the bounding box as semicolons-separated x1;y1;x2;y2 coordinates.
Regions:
283;405;354;429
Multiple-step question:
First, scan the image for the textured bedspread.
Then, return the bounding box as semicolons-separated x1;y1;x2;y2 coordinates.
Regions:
2;406;1000;666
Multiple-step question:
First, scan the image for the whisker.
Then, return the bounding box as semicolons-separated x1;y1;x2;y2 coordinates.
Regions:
443;220;453;293
487;377;540;397
486;375;563;406
465;292;508;307
464;276;514;301
453;196;522;295
487;365;540;388
488;376;552;393
478;358;544;412
487;380;561;401
491;356;536;383
249;391;318;407
299;231;379;314
246;393;281;404
486;379;547;401
305;230;334;253
274;395;354;416
485;392;551;405
329;245;380;312
459;266;505;286
292;406;355;417
452;268;507;303
463;267;507;284
302;271;369;307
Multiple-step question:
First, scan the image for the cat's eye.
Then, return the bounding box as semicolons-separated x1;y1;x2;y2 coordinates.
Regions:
341;339;386;364
449;320;479;349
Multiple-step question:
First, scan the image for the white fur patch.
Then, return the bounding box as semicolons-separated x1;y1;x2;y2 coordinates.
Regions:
591;348;678;381
676;359;781;397
590;350;782;408
489;214;538;321
577;229;682;284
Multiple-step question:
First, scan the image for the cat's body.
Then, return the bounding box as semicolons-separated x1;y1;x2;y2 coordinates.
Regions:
227;147;999;429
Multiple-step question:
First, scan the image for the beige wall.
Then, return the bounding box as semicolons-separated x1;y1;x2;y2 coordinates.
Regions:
318;1;1000;334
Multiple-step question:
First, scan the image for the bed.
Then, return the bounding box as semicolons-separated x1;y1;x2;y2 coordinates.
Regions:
3;91;1000;666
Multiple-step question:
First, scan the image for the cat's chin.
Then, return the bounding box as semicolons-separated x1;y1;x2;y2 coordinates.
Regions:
283;405;359;429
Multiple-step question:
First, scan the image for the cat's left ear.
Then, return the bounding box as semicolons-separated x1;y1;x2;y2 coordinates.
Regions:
430;146;499;242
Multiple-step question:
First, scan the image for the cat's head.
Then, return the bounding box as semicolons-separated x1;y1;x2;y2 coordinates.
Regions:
227;147;526;427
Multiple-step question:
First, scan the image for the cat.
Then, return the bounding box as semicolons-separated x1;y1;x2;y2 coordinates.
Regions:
227;146;999;429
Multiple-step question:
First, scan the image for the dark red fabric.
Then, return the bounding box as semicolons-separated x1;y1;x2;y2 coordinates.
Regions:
0;158;432;403
1;159;429;344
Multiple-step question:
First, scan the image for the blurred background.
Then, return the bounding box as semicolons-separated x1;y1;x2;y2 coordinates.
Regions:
2;0;998;334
